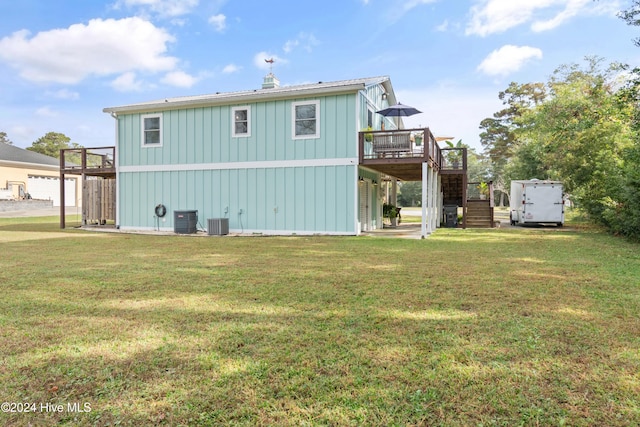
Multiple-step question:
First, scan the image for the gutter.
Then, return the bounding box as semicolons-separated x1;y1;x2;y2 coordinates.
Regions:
0;159;59;170
103;83;368;115
108;111;120;229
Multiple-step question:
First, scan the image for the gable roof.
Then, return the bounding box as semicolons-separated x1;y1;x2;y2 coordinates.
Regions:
0;143;60;168
104;76;393;115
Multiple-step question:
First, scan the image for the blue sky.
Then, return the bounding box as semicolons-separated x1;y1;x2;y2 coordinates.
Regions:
1;0;637;151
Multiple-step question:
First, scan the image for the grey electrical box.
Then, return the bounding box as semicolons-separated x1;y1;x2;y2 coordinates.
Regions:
174;210;198;234
207;218;229;235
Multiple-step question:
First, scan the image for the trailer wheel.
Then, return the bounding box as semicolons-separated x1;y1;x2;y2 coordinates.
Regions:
557;222;563;227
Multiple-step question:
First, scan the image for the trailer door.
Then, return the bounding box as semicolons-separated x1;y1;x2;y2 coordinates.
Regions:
525;184;563;223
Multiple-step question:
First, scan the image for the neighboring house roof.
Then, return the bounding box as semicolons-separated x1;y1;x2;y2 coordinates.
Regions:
0;143;59;168
104;75;395;114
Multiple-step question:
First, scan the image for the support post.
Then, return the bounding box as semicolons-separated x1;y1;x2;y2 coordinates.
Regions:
391;177;397;206
432;166;438;231
437;172;443;228
427;165;434;234
421;162;428;239
59;150;65;229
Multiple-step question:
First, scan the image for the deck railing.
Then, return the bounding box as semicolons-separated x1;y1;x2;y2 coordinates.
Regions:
467;181;494;205
60;147;115;174
440;147;467;172
358;128;441;166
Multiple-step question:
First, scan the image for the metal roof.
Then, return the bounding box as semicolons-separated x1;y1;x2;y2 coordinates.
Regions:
104;75;393;114
0;143;59;168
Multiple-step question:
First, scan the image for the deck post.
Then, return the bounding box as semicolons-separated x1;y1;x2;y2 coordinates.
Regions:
434;167;439;230
427;165;434;234
391;177;397;206
437;172;442;228
59;150;65;229
421;161;428;238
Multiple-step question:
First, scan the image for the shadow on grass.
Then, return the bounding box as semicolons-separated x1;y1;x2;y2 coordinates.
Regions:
0;220;638;425
3;290;639;426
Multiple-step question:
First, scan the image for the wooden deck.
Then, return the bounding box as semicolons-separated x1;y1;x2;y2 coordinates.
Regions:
359;129;472;227
358;128;469;180
60;146;116;228
60;147;115;178
359;128;441;181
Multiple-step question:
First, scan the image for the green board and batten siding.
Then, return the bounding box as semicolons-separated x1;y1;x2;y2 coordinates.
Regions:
119;166;354;234
116;94;362;234
118;95;357;166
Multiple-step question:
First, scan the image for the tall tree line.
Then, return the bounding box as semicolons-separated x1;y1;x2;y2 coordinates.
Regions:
479;4;640;239
0;131;80;158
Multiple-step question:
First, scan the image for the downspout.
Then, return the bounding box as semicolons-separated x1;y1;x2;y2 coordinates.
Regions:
109;112;120;229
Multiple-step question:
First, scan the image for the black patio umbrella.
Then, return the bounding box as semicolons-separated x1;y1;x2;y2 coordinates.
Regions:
376;102;422;118
376;102;422;128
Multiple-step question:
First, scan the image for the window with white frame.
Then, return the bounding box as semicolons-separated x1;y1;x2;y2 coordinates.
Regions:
292;100;320;139
141;114;162;147
232;106;251;137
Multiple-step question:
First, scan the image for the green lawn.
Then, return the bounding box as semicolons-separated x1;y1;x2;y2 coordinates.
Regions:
0;217;638;426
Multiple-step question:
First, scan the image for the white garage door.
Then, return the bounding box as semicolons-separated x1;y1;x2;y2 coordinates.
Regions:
28;176;77;207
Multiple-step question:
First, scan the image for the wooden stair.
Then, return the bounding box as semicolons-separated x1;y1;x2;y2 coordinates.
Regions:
466;200;493;228
442;174;464;206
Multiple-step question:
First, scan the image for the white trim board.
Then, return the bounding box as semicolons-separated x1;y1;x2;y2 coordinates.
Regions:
118;158;358;173
117;226;356;236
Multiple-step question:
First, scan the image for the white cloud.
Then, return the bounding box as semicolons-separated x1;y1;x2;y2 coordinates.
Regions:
208;14;226;32
35;107;58;117
467;0;551;36
45;89;80;100
531;0;589;32
111;72;145;92
253;52;288;71
435;20;449;32
222;63;241;74
282;40;298;54
283;32;319;53
387;0;438;23
466;0;604;36
161;70;199;87
9;126;35;145
477;45;543;76
114;0;199;18
0;18;177;84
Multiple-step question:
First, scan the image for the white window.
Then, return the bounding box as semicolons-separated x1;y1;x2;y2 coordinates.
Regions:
292;101;320;139
232;106;251;138
141;114;162;147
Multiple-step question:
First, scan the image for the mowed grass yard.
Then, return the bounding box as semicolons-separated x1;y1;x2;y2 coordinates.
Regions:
0;217;638;426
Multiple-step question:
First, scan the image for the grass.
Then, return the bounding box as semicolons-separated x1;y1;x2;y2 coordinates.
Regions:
0;217;638;426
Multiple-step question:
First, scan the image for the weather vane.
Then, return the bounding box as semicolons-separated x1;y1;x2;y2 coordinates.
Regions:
265;58;274;74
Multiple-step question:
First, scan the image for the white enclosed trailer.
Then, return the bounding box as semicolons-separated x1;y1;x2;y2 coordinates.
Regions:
510;180;564;226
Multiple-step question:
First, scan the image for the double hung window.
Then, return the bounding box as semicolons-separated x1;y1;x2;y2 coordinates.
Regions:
141;114;162;147
232;106;251;137
292;101;320;139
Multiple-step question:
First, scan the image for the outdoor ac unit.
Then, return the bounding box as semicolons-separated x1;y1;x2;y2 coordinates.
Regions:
207;218;229;236
174;210;198;234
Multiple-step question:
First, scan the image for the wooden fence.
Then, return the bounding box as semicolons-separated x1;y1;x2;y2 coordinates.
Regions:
83;179;116;224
